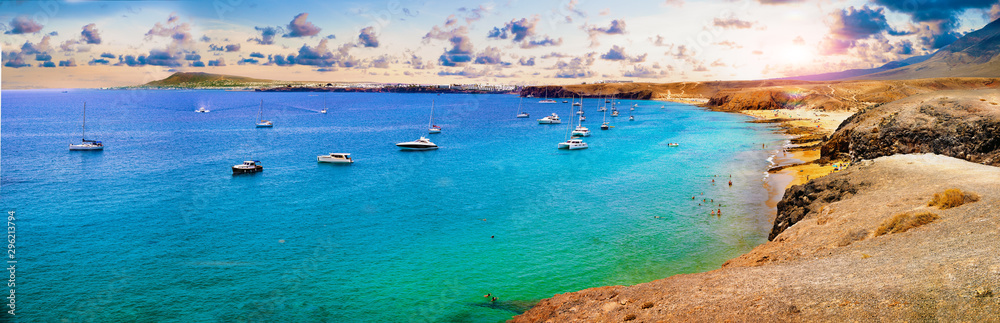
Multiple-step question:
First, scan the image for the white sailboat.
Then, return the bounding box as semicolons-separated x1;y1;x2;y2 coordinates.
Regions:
320;97;327;114
559;104;588;149
428;100;441;134
256;100;273;128
539;87;557;103
600;101;610;130
516;97;529;118
68;102;104;151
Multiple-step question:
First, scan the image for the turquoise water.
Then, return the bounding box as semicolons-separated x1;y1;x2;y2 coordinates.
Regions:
1;90;786;322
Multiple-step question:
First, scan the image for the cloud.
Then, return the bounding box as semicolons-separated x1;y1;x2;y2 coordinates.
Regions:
81;23;102;44
48;31;58;36
714;40;742;49
650;35;670;47
663;0;684;7
3;54;30;68
89;58;111;65
871;0;994;49
522;36;563;48
541;52;570;59
190;61;205;67
473;46;504;65
359;26;379;48
600;45;647;63
35;53;52;61
184;53;201;61
250;26;281;45
208;58;226;66
209;44;240;52
622;65;666;78
437;66;489;78
519;57;536;66
758;0;804;4
829;6;899;41
58;59;77;67
457;5;492;25
713;16;755;29
326;34;336;39
284;13;321;37
792;36;805;45
488;17;539;42
41;61;55;68
249;52;265;58
272;38;359;67
142;15;196;67
711;59;726;67
406;54;432;69
553;56;596;78
119;55;147;66
99;52;116;59
146;49;183;67
425;21;474;67
369;55;391;68
5;16;43;34
585;19;626;47
200;35;211;42
20;36;52;54
226;44;241;52
238;58;259;65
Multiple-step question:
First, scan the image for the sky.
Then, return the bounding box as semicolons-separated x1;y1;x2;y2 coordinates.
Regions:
1;0;998;88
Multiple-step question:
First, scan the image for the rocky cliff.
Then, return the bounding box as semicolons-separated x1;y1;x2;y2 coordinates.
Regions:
822;89;1000;166
511;154;1000;322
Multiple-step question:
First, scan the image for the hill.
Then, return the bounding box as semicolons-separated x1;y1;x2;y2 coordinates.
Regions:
142;72;282;88
857;18;1000;80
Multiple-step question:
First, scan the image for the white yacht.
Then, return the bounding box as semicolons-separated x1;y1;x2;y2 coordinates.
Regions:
256;100;273;128
317;153;353;164
517;111;530;118
538;113;561;124
629;115;635;121
571;126;590;137
196;107;210;113
69;102;104;151
598;106;607;112
611;110;620;117
601;122;610;130
572;102;581;107
232;160;263;174
320;98;328;113
558;138;589;150
396;137;438;150
539;99;557;103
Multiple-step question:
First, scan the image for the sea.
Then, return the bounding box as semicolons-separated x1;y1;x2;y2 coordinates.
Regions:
1;89;788;322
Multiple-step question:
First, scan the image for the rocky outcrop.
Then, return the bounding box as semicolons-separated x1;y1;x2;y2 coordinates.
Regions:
512;154;1000;322
769;177;864;240
822;89;1000;166
519;86;655;100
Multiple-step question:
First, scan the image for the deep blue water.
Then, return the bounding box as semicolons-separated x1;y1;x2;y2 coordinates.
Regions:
1;89;786;322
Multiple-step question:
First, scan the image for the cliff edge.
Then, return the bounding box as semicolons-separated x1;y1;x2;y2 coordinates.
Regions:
512;154;999;322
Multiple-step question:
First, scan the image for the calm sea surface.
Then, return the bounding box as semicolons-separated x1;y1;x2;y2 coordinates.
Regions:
1;89;787;322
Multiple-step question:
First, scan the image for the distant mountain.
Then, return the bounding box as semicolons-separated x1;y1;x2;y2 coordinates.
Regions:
143;72;276;87
776;54;931;81
858;18;1000;80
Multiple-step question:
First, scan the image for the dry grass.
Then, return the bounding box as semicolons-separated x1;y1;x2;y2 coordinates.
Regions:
875;212;940;236
928;188;980;209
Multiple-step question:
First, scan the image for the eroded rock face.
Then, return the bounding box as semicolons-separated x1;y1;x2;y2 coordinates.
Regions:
822;90;1000;166
770;177;864;241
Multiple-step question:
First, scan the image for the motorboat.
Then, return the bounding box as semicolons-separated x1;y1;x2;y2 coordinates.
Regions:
571;126;591;137
69;102;104;151
629;115;635;121
196;107;210;113
600;122;610;130
538;113;561;124
572;102;581;107
396;137;439;150
317;153;353;164
611;110;619;117
232;160;263;174
558;138;589;150
667;143;680;147
539;99;557;103
562;100;568;103
598;106;607;112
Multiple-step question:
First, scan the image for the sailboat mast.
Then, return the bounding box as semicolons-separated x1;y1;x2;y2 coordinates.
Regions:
258;99;263;121
82;102;86;140
428;100;435;128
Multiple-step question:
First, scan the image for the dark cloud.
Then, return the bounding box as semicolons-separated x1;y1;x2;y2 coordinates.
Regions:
325;34;336;39
457;5;491;25
406;54;432;69
473;46;503;64
81;23;102;44
35;53;51;61
272;39;359;67
48;31;58;36
185;53;201;61
208;44;240;52
58;59;77;67
586;19;626;47
519;57;536;66
359;26;379;48
100;52;116;59
284;13;321;37
829;6;897;41
249;52;265;58
541;52;570;59
3;53;30;68
5;16;43;34
41;61;55;68
190;61;205;67
208;58;226;66
871;0;994;49
226;44;241;52
488;17;538;42
370;55;391;68
200;35;211;42
142;15;195;67
250;26;281;45
89;58;111;65
146;49;183;67
238;58;260;65
21;36;51;54
599;45;646;63
713;17;754;29
119;55;147;66
438;34;474;67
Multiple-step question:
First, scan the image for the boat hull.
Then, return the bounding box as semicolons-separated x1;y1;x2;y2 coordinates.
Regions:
397;145;438;151
232;166;263;174
538;119;561;124
69;144;103;151
317;157;353;163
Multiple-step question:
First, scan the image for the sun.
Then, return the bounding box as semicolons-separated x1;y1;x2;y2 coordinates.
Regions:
782;46;812;65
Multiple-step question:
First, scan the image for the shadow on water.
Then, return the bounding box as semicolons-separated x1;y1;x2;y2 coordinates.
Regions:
469;299;538;314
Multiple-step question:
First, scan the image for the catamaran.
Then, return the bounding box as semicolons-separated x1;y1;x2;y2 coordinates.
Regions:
69;102;104;151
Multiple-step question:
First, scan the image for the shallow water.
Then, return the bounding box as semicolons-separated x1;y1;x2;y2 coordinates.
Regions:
2;90;787;322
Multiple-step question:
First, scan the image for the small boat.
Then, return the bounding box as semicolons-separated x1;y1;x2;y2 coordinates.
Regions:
232;160;263;174
605;100;611;103
516;97;529;118
579;116;586;122
320;98;327;113
600;122;610;130
562;100;568;103
661;105;666;109
630;107;635;111
320;109;327;114
572;102;581;107
629;115;635;121
428;100;441;134
598;106;607;112
69;102;104;151
611;110;619;117
667;143;679;147
396;137;439;150
539;99;557;103
317;153;353;164
558;138;589;150
196;107;210;113
571;126;590;137
538;113;561;124
256;100;273;128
